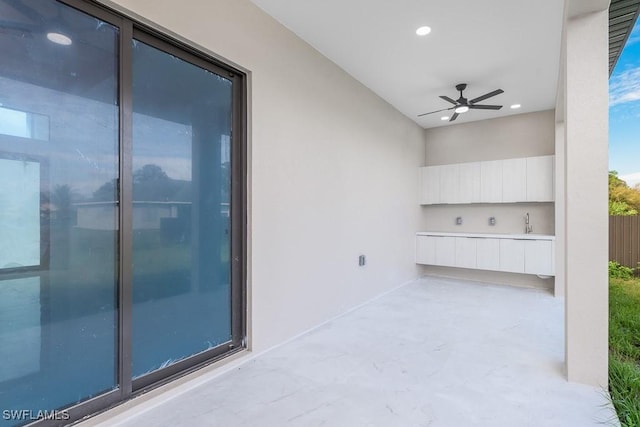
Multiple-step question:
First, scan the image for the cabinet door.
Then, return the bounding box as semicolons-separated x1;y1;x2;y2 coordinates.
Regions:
415;236;437;265
502;158;527;202
499;239;525;273
526;155;554;202
419;166;440;205
439;164;459;204
435;236;456;267
524;240;554;275
476;238;500;271
458;162;481;203
455;237;477;269
480;160;502;203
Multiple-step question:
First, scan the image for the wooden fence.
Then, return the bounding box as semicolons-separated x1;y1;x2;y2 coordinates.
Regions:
610;215;640;268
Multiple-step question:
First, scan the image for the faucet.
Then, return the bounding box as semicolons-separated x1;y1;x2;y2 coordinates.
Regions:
525;212;533;234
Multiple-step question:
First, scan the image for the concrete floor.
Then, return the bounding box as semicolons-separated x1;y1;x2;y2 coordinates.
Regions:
87;277;619;427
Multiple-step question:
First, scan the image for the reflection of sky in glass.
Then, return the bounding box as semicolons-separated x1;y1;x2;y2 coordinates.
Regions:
0;76;117;200
0;106;49;140
0;107;28;138
132;113;192;181
0;159;40;269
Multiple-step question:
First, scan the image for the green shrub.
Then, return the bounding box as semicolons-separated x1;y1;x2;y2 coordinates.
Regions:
610;261;634;280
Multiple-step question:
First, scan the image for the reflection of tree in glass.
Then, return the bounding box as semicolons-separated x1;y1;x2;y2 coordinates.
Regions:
93;179;117;202
51;184;77;220
92;164;192;202
133;164;171;201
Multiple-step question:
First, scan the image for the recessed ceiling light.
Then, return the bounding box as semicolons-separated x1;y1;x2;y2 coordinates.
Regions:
441;116;449;121
455;105;469;114
47;32;72;46
416;26;431;36
510;104;521;109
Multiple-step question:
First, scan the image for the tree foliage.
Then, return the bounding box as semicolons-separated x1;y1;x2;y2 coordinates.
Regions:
609;171;640;216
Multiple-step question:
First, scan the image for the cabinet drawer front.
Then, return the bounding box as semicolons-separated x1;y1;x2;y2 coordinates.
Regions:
480;160;502;202
502;158;527;202
524;240;554;275
526;155;554;202
476;238;500;270
499;239;525;273
435;236;456;267
455;237;477;269
416;236;437;265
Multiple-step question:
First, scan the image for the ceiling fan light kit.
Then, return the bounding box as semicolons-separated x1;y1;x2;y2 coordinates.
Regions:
418;83;504;122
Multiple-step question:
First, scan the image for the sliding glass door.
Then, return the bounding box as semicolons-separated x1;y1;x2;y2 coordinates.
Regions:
0;1;245;425
131;38;234;379
0;1;119;421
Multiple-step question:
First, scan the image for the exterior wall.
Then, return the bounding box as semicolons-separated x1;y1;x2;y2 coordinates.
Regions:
423;110;556;165
562;7;609;387
101;0;426;353
554;122;566;297
420;110;556;289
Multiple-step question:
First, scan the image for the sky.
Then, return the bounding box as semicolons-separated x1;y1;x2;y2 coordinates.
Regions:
609;20;640;186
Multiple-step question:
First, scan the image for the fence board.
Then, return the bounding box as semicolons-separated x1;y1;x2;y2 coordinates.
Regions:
610;215;640;268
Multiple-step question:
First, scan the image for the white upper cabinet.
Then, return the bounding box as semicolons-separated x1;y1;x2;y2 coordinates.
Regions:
419;166;440;204
501;158;527;202
439;164;459;203
458;162;481;203
526;155;554;202
419;155;555;205
480;160;502;203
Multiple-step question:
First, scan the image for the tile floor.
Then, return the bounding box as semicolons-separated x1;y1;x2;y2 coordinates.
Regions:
86;277;619;427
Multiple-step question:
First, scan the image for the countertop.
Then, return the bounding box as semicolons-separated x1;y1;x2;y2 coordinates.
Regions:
416;231;555;241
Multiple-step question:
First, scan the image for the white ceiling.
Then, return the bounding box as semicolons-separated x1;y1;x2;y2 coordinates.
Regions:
249;0;565;129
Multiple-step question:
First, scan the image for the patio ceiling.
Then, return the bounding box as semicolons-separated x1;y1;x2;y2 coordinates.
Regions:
249;0;565;129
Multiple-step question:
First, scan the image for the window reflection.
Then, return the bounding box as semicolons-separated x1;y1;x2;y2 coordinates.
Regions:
0;0;119;422
131;40;233;378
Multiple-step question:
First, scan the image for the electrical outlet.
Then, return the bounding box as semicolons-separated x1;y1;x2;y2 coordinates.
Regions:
455;217;463;225
489;217;496;226
358;255;366;266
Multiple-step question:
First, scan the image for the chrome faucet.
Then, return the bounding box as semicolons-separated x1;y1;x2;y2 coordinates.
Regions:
525;212;533;234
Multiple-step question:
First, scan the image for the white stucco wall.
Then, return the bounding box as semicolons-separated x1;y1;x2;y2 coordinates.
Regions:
101;0;426;353
562;5;609;387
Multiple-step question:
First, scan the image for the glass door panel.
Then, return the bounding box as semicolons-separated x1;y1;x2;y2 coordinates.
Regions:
0;0;119;422
131;40;233;378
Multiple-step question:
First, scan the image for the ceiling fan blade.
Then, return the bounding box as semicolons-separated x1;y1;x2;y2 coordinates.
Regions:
417;107;454;117
439;95;458;105
449;112;459;122
469;89;504;104
468;104;503;110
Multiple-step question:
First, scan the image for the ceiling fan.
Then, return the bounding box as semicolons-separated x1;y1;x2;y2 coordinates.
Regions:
418;83;504;122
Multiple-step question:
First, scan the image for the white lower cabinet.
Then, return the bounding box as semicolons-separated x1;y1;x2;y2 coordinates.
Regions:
435;236;456;267
524;240;554;275
415;236;437;265
455;237;477;269
416;234;554;276
476;238;500;271
498;239;525;273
